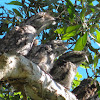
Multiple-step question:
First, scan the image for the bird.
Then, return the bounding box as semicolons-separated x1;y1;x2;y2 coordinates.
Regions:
72;78;98;100
26;40;68;73
50;51;86;90
0;12;55;56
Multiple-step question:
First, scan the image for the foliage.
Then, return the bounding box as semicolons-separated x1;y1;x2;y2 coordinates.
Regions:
72;72;82;89
0;0;100;99
0;83;23;100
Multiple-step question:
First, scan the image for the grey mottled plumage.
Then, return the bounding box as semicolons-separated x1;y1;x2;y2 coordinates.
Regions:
72;78;98;100
27;40;67;72
50;51;86;89
0;12;55;56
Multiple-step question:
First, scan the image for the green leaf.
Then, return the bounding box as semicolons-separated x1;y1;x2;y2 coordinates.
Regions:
96;30;100;43
55;25;81;40
80;8;86;22
55;25;81;34
90;26;96;33
66;0;75;19
54;27;64;34
0;94;4;97
97;85;100;98
74;33;87;51
72;79;80;89
6;1;22;6
62;31;77;40
14;92;21;95
98;90;100;98
89;3;95;13
72;72;82;88
65;25;81;33
13;9;23;18
93;54;98;68
8;10;14;15
75;72;82;80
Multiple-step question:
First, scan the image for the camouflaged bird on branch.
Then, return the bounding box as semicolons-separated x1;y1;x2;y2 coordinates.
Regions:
0;12;55;56
0;12;89;100
50;51;86;90
0;11;87;90
27;40;68;72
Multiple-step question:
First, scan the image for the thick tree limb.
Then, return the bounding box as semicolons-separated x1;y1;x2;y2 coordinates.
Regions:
0;53;77;100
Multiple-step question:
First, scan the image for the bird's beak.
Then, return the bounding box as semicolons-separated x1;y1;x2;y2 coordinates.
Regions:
52;17;61;25
51;17;56;25
52;21;56;25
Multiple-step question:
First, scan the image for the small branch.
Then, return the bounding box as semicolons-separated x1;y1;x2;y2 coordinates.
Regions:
85;67;89;78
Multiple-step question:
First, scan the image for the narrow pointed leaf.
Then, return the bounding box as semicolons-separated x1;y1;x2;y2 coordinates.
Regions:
62;31;77;40
96;29;100;43
13;9;23;18
80;8;86;21
94;54;98;68
66;0;75;19
6;1;22;6
74;33;87;51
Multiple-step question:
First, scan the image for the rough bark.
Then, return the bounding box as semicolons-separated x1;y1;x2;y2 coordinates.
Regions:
0;53;77;100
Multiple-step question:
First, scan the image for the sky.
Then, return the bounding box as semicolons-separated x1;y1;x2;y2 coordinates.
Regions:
0;0;100;82
0;0;18;9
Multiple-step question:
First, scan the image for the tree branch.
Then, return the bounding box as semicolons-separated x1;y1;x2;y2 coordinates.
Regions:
0;53;77;100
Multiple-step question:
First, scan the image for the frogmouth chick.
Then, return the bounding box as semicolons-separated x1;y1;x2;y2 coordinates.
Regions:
50;51;86;90
0;12;55;56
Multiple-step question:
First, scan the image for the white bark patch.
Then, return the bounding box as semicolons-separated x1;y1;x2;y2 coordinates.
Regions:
0;53;77;100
